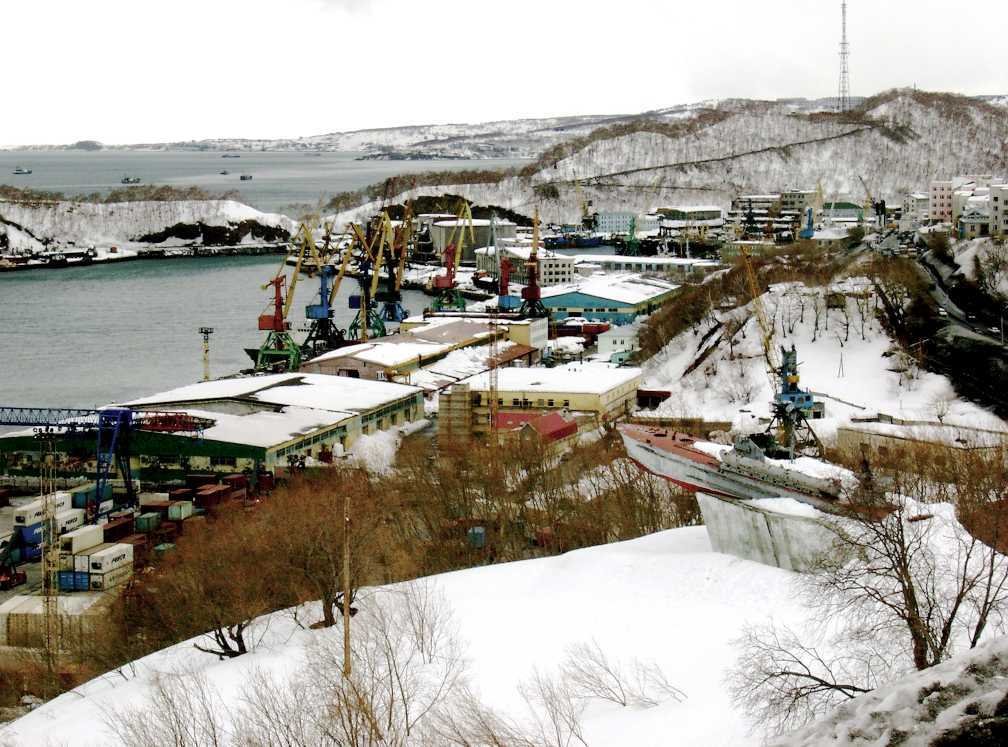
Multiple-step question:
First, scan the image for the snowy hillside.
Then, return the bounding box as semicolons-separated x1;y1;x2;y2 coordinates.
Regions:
639;279;1005;440
0;199;295;251
775;634;1008;747
332;90;1008;225
4;527;810;746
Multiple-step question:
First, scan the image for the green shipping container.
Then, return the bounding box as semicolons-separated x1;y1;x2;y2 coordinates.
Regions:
153;543;175;557
168;501;193;521
134;512;161;533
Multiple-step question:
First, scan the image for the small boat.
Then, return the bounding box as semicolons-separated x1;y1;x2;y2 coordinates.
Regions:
121;175;141;185
12;167;32;175
222;153;241;158
219;169;230;175
240;174;253;181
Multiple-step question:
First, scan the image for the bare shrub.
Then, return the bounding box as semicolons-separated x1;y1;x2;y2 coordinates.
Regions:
562;640;685;708
103;670;230;747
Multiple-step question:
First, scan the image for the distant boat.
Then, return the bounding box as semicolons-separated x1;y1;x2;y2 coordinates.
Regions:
222;153;241;158
120;175;141;185
12;167;32;175
219;169;230;175
240;174;253;181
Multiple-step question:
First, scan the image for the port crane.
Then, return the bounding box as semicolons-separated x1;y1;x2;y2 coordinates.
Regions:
738;247;823;459
250;223;319;372
378;204;412;323
857;175;887;228
346;212;396;341
518;207;550;318
301;222;354;359
431;202;474;312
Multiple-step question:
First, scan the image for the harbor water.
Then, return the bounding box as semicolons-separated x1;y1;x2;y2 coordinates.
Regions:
0;256;431;409
0;150;526;214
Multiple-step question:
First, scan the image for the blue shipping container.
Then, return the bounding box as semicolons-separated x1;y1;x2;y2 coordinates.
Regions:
58;570;76;592
22;544;42;562
73;571;90;591
18;523;43;545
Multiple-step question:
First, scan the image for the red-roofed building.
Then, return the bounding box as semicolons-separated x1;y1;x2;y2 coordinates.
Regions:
493;410;578;445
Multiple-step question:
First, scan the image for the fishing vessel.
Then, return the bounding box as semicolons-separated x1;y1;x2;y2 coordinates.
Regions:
12;166;32;175
121;175;141;184
240;174;253;181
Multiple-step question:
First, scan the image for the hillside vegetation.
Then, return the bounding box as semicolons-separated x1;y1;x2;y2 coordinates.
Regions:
331;89;1008;225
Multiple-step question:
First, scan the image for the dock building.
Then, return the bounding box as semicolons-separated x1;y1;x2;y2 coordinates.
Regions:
537;273;678;324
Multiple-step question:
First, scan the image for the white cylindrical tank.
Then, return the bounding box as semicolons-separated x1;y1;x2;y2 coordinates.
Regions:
430;219;518;263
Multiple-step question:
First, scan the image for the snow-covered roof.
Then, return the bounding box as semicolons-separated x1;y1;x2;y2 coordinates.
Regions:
462;363;641;395
307;340;450;368
125;373;419;414
540;273;678;305
173;406;353;448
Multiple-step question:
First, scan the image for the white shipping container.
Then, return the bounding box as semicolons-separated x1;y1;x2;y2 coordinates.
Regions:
89;543;133;573
55;509;86;535
89;565;133;591
74;542;114;573
138;492;170;507
13;493;71;525
60;524;104;555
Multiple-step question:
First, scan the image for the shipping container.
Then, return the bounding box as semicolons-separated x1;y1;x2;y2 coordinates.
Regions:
69;483;97;509
60;524;104;555
138;492;170;507
58;570;76;592
101;516;134;542
22;544;42;562
223;473;248;490
97;499;114;515
18;523;43;545
90;564;133;590
13;493;71;525
74;543;114;573
73;571;90;591
168;500;193;521
89;543;133;573
59;552;73;571
54;508;86;535
134;512;161;533
168;488;193;501
153;543;175;557
186;474;218;490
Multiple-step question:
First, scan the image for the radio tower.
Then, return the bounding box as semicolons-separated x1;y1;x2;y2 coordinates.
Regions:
837;1;851;113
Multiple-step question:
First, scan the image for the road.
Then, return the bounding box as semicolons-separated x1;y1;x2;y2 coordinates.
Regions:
915;250;1006;346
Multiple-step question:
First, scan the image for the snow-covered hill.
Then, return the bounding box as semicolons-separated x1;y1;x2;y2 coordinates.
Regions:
0;199;295;252
3;527;808;746
331;90;1008;225
775;634;1008;747
639;279;1005;440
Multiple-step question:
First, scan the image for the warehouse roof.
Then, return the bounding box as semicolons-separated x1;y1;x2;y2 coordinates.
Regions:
461;363;641;395
125;373;420;414
539;273;678;305
173;405;353;448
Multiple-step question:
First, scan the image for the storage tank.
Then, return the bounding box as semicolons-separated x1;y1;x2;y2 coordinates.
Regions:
430;219;518;264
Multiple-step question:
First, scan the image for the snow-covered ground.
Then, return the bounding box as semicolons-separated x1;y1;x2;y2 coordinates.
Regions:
3;526;807;746
639;280;1006;440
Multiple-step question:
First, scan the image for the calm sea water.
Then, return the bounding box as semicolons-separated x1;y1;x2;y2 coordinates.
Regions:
0;256;431;409
0;150;524;214
0;150;525;408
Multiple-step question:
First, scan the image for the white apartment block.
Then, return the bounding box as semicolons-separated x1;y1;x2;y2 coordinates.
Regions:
903;192;929;222
594;212;661;234
992;184;1008;238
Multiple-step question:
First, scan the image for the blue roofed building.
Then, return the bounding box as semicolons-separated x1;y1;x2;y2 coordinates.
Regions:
538;273;678;324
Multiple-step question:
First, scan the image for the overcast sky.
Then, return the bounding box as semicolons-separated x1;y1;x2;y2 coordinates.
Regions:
3;0;1005;145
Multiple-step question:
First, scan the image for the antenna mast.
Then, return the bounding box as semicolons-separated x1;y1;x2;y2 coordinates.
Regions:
837;1;851;113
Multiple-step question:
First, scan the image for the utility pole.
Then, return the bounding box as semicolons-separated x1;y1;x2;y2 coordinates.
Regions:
342;491;351;677
199;327;214;382
39;436;59;697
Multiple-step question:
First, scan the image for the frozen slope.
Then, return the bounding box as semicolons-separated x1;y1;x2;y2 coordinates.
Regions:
2;527;806;746
640;280;1006;440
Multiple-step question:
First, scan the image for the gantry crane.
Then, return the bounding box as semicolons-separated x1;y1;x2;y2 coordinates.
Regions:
518;206;549;318
346;212;395;342
857;175;887;228
431;202;474;312
378;203;412;323
0;405;209;683
249;224;318;372
738;247;823;459
301;222;355;359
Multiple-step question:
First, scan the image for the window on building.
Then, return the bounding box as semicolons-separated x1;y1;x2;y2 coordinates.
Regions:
512;398;520;406
210;455;237;467
562;399;570;408
547;398;554;407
